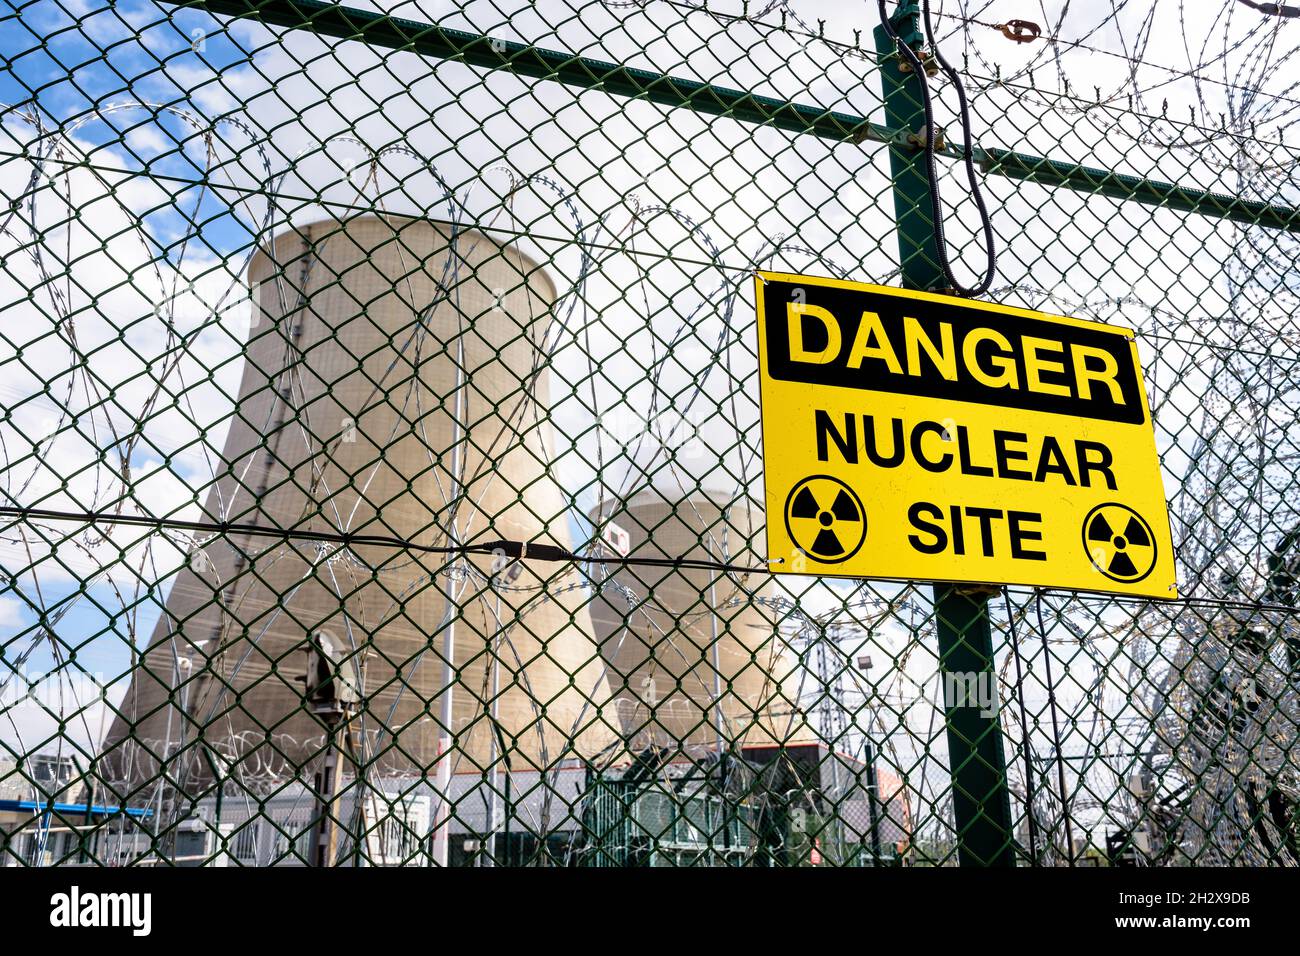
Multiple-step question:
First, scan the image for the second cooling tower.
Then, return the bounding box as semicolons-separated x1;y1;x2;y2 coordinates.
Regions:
589;490;804;753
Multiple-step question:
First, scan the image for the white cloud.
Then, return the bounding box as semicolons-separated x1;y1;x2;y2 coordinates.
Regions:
0;596;25;627
0;689;122;759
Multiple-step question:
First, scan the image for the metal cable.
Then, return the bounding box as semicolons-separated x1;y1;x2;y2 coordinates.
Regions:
0;505;775;574
875;0;998;296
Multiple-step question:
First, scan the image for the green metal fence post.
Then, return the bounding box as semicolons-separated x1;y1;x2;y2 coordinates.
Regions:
874;1;1016;867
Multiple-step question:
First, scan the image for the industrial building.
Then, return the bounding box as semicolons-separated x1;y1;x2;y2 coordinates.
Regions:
0;754;153;866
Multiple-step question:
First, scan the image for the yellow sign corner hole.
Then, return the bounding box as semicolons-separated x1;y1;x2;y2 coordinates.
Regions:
755;272;1177;600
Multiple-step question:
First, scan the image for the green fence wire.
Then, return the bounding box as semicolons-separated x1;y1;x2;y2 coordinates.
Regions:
1;0;1298;866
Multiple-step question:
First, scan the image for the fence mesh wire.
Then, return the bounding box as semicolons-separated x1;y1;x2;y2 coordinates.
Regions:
1;0;1299;866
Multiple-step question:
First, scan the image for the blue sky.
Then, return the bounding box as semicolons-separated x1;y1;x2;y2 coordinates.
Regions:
0;1;260;702
1;578;162;683
2;0;265;256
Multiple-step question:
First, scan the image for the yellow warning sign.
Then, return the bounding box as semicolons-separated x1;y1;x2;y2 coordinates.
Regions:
756;272;1176;599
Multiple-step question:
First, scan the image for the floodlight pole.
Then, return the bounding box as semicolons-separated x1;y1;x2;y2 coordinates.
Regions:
875;2;1016;867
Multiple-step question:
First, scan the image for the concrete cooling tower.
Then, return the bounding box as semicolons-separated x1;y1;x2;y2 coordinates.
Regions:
589;490;810;754
103;215;613;790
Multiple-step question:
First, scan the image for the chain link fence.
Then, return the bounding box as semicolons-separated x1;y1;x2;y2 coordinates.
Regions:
0;0;1298;866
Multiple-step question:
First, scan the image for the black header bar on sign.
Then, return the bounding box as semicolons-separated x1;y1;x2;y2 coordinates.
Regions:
762;279;1144;425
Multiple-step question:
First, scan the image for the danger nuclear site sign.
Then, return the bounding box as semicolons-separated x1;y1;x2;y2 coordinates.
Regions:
755;271;1177;599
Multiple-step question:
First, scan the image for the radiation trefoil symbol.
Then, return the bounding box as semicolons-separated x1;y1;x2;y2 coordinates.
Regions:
1082;503;1157;584
784;475;866;564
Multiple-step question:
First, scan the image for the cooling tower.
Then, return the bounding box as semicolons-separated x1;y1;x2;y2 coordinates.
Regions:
588;490;809;753
103;215;612;790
